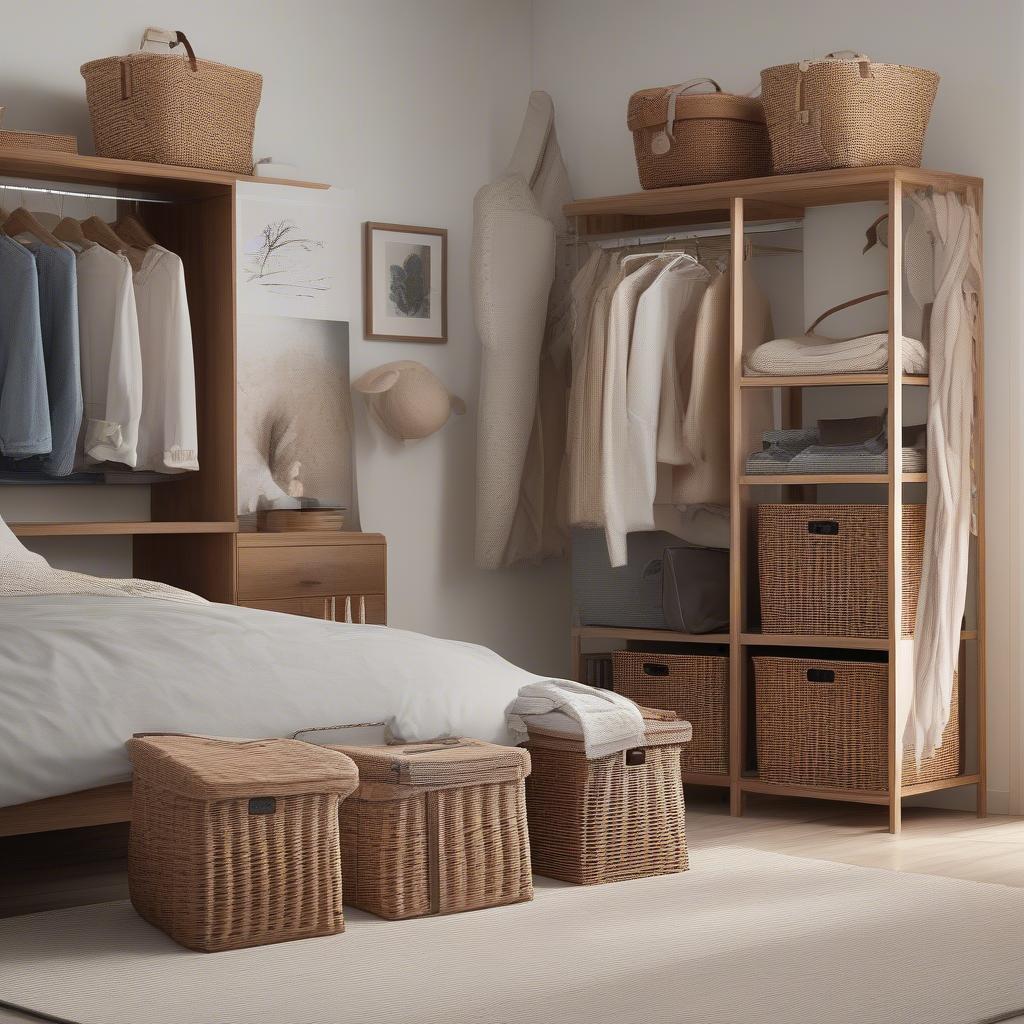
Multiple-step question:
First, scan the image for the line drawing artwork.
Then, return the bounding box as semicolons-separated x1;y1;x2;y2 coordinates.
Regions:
243;219;329;299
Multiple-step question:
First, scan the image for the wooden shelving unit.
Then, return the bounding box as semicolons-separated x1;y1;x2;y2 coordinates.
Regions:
566;165;985;834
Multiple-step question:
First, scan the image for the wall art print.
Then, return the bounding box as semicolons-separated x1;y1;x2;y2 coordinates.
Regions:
363;222;447;342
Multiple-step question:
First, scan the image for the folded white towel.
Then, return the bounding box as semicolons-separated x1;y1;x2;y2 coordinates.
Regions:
745;332;929;376
506;679;646;759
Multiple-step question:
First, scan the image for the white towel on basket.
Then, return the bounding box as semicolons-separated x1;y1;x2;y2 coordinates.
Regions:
506;680;645;759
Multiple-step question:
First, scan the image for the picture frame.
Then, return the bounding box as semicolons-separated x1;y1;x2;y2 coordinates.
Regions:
363;222;448;343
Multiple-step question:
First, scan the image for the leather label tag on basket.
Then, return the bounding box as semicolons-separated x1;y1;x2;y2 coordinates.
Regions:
625;748;647;767
248;796;277;815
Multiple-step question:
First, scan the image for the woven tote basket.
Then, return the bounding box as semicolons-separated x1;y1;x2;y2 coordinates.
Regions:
759;51;939;174
612;651;728;774
754;656;960;792
627;78;772;189
81;27;262;174
526;719;691;885
758;504;925;638
330;739;533;920
126;734;359;952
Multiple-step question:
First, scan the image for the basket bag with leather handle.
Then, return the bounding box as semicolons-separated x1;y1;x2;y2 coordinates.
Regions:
627;78;772;189
759;51;939;174
81;27;262;174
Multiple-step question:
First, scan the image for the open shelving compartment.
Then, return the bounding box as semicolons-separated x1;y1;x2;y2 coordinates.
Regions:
566;166;985;833
0;149;328;604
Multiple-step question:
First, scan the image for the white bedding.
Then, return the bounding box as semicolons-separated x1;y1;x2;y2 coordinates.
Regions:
0;595;551;808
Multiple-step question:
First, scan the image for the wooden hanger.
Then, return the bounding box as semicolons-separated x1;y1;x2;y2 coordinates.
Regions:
81;216;144;270
54;217;95;251
112;212;157;249
2;207;67;249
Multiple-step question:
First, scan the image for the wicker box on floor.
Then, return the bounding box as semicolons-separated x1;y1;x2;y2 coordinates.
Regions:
526;719;692;885
612;651;728;775
753;656;961;792
126;734;359;952
330;739;533;920
758;504;926;637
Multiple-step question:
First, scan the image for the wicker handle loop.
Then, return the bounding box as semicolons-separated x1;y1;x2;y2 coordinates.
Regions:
823;51;871;61
806;290;888;334
654;78;723;154
291;721;387;740
169;31;199;72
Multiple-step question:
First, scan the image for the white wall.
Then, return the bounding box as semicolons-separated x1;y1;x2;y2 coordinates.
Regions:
531;0;1023;810
0;0;571;676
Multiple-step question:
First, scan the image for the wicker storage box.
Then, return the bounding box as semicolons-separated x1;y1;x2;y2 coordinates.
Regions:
126;734;359;952
81;28;262;174
526;719;692;884
627;78;771;190
613;651;728;775
0;129;77;154
331;739;533;920
758;504;925;638
760;52;939;174
754;656;960;792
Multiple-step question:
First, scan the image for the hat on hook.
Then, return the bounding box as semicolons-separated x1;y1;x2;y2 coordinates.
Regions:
353;360;466;441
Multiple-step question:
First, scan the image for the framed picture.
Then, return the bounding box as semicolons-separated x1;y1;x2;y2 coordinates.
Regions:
363;222;447;343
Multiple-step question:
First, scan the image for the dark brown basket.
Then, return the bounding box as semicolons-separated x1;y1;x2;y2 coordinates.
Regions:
526;720;690;885
627;78;771;189
331;739;533;920
758;504;925;637
754;656;960;792
612;650;728;774
126;734;359;952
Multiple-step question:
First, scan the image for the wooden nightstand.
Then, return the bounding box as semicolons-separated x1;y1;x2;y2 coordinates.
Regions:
236;532;387;623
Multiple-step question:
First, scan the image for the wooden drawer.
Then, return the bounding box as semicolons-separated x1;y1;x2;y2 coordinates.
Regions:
241;594;386;624
237;542;385;602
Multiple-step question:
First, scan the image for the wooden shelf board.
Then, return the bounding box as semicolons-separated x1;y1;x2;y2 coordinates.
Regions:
900;773;982;797
741;473;926;486
0;148;328;198
740;374;929;388
682;772;731;789
573;626;729;644
236;531;386;547
739;777;889;806
10;521;237;537
741;630;977;650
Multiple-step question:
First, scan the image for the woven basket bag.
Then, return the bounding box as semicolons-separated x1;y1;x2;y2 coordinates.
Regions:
81;28;262;174
760;51;939;174
627;78;772;189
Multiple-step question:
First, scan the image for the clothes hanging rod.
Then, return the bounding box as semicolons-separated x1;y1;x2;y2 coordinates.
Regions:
0;182;174;205
577;218;804;249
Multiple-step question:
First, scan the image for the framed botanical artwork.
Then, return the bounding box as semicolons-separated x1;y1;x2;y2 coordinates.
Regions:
363;222;447;343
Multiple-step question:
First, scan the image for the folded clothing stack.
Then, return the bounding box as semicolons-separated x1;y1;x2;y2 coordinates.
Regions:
745;415;927;476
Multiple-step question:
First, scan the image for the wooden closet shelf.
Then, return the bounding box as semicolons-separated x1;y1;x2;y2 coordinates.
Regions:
740;473;927;486
740;374;929;388
572;626;730;644
10;521;238;537
741;630;977;650
740;774;982;805
682;772;731;789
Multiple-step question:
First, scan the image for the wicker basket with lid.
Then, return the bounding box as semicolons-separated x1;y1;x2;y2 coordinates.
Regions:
330;738;533;920
627;78;772;189
526;718;692;884
126;734;359;952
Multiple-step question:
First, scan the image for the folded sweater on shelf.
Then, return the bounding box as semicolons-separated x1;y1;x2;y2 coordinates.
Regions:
745;427;927;476
745;331;929;377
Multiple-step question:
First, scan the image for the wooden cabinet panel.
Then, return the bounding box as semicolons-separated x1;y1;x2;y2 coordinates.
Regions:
241;597;331;619
237;543;385;602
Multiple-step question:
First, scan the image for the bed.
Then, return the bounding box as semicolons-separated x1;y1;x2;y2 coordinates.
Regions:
0;517;551;834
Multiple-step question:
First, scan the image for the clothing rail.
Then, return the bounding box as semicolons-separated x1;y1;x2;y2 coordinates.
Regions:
571;217;804;249
0;181;174;205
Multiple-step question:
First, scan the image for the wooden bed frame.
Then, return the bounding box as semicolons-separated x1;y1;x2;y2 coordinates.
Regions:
0;785;131;838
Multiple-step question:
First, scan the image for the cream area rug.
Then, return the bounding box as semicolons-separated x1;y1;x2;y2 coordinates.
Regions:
0;847;1022;1024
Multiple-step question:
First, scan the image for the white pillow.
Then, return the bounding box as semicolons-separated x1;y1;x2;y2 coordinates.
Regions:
0;511;46;566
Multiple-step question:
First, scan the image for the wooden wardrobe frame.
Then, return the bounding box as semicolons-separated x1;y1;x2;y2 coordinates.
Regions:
0;150;328;839
567;165;986;834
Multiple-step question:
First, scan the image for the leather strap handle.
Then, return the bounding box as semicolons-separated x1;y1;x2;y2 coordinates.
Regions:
806;290;887;334
138;27;198;71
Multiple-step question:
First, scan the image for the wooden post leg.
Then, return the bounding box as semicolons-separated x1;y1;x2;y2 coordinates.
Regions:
889;792;902;835
570;632;582;683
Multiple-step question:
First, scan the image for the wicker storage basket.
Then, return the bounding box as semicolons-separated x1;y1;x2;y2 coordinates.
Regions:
758;504;925;638
754;656;960;792
126;734;359;952
526;719;691;884
627;78;772;189
81;28;262;174
0;129;77;154
330;739;533;920
612;650;728;774
760;51;939;174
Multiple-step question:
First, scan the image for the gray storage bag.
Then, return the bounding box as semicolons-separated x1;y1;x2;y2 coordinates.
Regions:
571;528;676;629
662;545;730;633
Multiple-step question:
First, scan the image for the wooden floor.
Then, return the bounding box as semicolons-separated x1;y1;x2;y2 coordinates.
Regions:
1;793;1021;922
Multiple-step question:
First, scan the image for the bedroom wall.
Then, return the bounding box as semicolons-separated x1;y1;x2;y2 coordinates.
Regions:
529;0;1023;811
0;0;573;676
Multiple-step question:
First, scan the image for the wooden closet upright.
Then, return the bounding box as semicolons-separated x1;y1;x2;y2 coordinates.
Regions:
566;165;985;834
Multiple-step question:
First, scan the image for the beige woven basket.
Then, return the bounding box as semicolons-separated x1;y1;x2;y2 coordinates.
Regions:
0;129;77;154
760;51;939;174
758;504;925;638
81;27;262;174
627;78;772;189
330;739;533;920
526;720;690;885
126;734;359;952
754;656;960;792
612;650;728;774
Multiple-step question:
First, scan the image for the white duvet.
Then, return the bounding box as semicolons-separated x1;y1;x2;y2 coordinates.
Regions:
0;595;550;808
